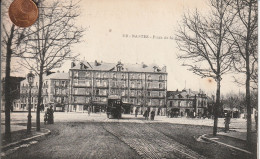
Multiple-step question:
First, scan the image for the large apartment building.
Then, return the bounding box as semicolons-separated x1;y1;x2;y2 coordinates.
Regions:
69;61;168;115
20;71;69;111
18;61;168;115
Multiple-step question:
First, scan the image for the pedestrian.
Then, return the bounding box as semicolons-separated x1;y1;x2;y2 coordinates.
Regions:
157;109;160;116
48;105;54;124
135;108;138;117
44;107;49;124
151;110;155;120
88;106;91;116
143;110;148;120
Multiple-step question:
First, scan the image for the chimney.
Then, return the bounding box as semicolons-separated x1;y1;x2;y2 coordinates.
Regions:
57;70;60;73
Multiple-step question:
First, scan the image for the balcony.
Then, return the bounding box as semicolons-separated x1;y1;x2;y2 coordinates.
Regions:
146;87;165;91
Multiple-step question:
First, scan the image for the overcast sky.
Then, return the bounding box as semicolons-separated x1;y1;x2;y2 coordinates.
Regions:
10;0;244;95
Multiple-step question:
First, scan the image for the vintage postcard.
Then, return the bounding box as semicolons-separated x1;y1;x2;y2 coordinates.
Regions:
1;0;258;158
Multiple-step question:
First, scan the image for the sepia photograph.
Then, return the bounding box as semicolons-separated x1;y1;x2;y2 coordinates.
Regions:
0;0;258;158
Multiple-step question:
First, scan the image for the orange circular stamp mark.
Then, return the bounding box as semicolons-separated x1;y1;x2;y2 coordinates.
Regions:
8;0;38;27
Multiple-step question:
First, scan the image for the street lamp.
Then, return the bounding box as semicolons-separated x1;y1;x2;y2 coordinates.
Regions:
27;71;35;133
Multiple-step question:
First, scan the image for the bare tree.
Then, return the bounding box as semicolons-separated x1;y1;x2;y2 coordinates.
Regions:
175;0;235;136
1;0;29;140
18;0;83;131
227;0;257;147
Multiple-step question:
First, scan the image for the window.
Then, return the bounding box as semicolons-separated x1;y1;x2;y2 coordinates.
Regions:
159;75;162;81
112;82;116;87
96;89;99;95
86;80;90;86
79;79;85;85
62;81;66;87
73;79;78;85
148;99;152;106
131;82;135;88
96;81;100;87
79;71;86;77
103;73;106;78
137;82;141;88
96;72;100;78
138;74;141;80
131;74;134;79
170;101;173;107
86;72;91;78
74;72;78;78
159;83;162;89
55;88;59;94
159;92;162;97
148;75;151;81
74;88;78;95
113;73;116;79
122;74;125;80
159;100;163;106
148;91;151;96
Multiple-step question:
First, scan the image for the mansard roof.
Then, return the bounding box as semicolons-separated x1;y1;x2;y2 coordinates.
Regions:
45;72;69;80
71;61;167;73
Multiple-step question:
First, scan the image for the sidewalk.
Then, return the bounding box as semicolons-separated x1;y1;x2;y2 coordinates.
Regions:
200;130;257;158
1;124;51;157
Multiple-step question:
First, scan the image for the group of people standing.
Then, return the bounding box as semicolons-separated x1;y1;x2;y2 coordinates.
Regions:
44;105;54;124
135;108;156;120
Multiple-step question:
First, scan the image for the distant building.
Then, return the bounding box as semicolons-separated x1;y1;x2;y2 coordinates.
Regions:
166;89;208;117
69;61;168;115
43;72;69;111
20;71;69;111
1;76;25;111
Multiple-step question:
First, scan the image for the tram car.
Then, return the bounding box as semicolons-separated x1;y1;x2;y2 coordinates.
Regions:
106;95;123;119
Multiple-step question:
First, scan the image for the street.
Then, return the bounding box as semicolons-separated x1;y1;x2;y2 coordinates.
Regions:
1;112;253;159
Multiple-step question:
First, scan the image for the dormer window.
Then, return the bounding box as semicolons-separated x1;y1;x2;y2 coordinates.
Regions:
80;63;88;69
116;61;123;71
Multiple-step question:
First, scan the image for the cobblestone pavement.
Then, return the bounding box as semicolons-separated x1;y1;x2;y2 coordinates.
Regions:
104;122;206;159
2;112;254;159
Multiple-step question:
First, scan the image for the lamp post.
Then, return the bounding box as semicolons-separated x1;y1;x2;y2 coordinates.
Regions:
27;71;35;133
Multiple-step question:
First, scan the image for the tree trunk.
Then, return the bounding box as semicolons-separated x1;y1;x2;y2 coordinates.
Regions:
242;0;253;149
4;24;15;140
213;76;221;136
36;64;44;131
246;49;252;148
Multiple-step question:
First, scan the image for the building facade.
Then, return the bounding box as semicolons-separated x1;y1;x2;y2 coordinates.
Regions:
69;61;168;115
20;72;69;111
167;89;208;117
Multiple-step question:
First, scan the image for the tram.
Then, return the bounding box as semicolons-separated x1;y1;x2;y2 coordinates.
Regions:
106;95;123;119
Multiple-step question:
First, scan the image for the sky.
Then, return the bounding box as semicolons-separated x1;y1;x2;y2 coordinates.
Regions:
8;0;245;95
